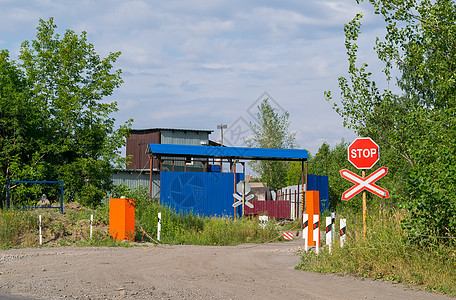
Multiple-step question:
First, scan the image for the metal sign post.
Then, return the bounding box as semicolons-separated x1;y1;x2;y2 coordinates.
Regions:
343;138;389;236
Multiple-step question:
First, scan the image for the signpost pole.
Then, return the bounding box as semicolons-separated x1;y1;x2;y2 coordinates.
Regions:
242;181;245;218
362;170;367;236
342;137;391;237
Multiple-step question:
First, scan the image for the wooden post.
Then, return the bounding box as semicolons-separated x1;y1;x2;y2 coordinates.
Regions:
362;169;367;236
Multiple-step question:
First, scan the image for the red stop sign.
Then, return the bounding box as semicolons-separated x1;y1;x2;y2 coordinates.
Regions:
348;137;379;169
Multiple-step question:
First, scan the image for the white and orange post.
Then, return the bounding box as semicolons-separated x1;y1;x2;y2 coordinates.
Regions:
305;191;320;249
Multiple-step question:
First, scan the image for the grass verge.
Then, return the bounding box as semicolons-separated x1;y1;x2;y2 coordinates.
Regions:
297;209;456;296
1;185;282;248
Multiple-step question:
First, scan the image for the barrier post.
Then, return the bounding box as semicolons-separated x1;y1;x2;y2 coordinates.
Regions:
39;215;42;246
303;214;308;252
157;212;162;241
326;216;332;253
313;214;320;254
340;219;347;247
331;212;335;243
305;191;320;247
90;214;93;239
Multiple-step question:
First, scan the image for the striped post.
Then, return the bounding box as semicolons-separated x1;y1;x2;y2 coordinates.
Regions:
326;216;332;253
90;214;93;239
340;219;347;247
157;212;162;242
303;214;308;252
39;215;42;246
313;214;320;254
331;212;335;243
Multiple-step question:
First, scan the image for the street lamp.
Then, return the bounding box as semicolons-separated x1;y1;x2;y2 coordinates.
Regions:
217;124;227;146
216;124;227;172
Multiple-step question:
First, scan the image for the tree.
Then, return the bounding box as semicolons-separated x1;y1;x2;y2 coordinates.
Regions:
325;0;456;239
244;99;298;189
1;18;132;207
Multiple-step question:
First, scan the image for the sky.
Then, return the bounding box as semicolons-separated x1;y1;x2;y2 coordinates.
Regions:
0;0;387;155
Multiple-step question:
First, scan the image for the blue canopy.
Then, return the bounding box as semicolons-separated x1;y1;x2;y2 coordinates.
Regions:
147;143;309;161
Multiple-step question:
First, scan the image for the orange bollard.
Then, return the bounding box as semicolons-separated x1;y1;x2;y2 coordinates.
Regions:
109;198;135;241
305;191;320;247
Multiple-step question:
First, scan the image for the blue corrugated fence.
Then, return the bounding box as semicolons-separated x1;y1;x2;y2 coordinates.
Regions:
160;171;244;217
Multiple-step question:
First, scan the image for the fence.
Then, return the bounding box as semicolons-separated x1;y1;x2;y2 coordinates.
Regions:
244;174;329;220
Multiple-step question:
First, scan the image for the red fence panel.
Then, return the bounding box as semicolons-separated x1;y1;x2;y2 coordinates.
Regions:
244;200;291;219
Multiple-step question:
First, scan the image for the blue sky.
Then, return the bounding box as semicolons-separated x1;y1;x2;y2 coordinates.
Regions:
0;0;387;155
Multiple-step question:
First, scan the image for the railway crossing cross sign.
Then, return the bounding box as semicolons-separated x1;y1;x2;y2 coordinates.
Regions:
340;167;390;201
233;181;254;209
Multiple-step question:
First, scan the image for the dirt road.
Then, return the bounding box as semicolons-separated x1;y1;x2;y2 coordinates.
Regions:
0;239;449;299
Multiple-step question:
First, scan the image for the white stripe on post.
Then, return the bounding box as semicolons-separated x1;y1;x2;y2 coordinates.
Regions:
313;214;319;254
340;219;347;247
331;212;336;243
303;214;308;252
326;216;332;254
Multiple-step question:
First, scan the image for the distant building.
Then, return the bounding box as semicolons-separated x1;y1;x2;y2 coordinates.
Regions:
126;128;213;170
113;128;214;200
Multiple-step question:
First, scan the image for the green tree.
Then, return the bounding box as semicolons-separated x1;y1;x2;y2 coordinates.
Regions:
1;18;132;207
326;0;456;240
244;99;298;189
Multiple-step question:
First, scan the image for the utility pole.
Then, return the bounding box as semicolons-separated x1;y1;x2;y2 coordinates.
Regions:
217;124;227;172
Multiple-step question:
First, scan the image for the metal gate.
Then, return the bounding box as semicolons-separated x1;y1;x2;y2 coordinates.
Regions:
160;171;244;217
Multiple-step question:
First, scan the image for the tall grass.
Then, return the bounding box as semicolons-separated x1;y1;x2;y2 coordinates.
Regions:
111;185;281;245
297;209;456;296
134;193;280;245
0;210;38;248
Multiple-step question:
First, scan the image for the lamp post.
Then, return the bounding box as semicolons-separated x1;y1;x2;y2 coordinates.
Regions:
217;124;227;172
217;124;227;146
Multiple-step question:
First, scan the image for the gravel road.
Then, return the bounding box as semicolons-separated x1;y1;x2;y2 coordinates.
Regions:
0;239;450;299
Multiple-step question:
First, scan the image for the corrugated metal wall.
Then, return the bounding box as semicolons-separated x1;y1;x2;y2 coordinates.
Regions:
160;130;209;172
126;131;161;169
126;129;211;170
160;129;208;145
307;174;329;212
111;170;161;200
243;174;329;219
244;200;291;219
160;171;244;217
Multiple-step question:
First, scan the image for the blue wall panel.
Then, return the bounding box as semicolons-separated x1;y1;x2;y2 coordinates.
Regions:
307;174;329;213
160;171;244;217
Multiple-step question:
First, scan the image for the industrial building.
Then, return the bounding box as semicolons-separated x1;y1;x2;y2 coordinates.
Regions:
112;127;327;219
113;128;215;200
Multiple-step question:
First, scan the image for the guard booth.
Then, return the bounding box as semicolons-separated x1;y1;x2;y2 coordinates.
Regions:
146;143;310;218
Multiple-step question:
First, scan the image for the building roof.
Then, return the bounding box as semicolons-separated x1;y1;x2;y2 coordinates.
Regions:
146;143;309;161
130;128;213;134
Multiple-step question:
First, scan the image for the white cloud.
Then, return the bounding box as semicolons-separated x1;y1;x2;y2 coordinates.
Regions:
0;0;388;154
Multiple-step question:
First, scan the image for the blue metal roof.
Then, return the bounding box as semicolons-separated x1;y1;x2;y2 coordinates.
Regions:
147;143;309;161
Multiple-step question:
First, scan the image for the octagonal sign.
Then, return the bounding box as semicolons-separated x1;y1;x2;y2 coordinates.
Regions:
348;137;379;169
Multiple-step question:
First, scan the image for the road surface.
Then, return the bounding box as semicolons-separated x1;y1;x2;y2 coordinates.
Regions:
0;239;449;299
